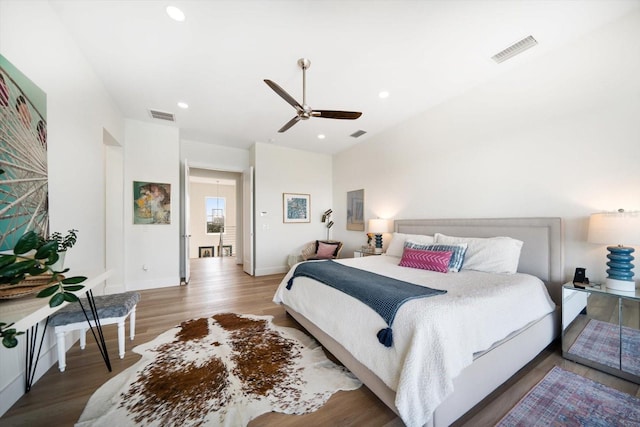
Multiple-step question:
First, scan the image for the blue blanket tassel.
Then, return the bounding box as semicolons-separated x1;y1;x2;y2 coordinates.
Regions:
377;328;393;347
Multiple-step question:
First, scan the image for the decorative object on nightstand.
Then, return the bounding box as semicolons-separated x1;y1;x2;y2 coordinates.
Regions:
368;218;389;254
588;209;640;292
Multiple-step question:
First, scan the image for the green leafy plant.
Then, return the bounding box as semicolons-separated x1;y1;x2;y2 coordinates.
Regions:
49;228;78;252
0;231;87;348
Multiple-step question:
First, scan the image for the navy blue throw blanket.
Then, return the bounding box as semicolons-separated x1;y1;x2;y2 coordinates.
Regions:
286;260;446;347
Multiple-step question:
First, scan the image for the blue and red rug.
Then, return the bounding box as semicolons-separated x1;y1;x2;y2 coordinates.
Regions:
568;318;640;377
497;366;640;426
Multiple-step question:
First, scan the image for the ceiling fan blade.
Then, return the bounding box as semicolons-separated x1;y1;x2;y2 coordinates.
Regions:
264;79;303;111
278;116;301;133
312;110;362;120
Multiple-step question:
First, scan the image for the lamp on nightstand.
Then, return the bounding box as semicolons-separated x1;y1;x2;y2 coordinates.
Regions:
588;209;640;292
368;218;389;254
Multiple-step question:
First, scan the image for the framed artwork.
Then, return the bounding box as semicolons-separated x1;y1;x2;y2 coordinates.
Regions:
0;54;48;251
347;189;364;231
283;193;310;223
199;246;214;258
133;181;171;224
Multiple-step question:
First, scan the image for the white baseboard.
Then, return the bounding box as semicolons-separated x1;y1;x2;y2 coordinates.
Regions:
254;265;289;276
127;276;181;291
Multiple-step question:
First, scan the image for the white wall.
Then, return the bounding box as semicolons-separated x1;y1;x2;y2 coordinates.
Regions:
181;138;250;172
253;143;333;275
124;119;180;290
0;0;125;415
105;133;125;293
333;10;640;285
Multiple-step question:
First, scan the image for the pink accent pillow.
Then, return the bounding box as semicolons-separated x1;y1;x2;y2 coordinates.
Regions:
316;241;338;259
399;247;453;273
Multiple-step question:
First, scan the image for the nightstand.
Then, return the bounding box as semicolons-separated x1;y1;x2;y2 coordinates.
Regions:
354;250;382;258
562;283;640;383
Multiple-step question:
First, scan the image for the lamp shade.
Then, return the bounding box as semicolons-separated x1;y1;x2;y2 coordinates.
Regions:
368;219;389;234
588;211;640;246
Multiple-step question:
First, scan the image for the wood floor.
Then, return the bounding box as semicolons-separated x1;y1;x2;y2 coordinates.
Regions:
1;257;639;427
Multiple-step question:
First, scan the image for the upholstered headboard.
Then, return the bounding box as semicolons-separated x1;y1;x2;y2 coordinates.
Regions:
394;218;564;303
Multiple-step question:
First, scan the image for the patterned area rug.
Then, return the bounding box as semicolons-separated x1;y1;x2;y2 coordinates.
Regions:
568;318;640;376
496;366;640;426
76;313;361;427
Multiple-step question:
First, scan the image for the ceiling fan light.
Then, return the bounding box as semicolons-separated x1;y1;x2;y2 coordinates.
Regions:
177;101;189;109
166;6;185;22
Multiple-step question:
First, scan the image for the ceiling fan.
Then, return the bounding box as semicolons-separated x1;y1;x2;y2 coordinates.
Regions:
264;58;362;133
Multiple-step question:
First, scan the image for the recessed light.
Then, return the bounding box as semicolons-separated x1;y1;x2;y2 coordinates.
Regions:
166;6;185;22
317;134;326;140
378;91;390;99
177;101;189;109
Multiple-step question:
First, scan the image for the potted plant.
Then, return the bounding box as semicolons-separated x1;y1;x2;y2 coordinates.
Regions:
48;229;78;271
0;231;86;348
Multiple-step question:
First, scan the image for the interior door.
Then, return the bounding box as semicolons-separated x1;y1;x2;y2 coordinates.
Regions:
242;166;254;276
183;159;191;284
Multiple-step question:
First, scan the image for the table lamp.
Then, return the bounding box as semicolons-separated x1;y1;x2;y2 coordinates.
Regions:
368;219;390;254
587;209;640;292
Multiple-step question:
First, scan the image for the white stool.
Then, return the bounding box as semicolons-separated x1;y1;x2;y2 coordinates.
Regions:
49;292;140;372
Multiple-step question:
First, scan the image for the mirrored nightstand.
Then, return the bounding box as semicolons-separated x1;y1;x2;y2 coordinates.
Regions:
353;250;382;258
562;283;640;383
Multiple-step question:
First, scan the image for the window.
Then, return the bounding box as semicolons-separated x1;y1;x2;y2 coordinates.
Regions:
206;197;225;234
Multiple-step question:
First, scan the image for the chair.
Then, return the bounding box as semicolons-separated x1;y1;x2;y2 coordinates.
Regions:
301;240;343;261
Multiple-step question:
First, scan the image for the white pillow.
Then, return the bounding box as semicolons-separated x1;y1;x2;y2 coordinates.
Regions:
434;233;523;274
386;232;434;258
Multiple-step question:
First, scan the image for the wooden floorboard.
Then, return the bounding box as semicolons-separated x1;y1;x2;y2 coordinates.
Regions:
1;257;638;426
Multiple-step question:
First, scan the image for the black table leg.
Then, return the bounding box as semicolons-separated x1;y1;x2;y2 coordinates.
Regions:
78;289;112;372
23;289;112;393
24;317;49;393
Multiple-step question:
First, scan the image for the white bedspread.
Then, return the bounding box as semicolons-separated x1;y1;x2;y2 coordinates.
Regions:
273;255;556;427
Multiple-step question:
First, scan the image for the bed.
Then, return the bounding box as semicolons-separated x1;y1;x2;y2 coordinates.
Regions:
273;217;563;427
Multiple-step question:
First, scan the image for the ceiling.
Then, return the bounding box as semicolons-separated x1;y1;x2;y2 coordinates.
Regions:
50;0;639;155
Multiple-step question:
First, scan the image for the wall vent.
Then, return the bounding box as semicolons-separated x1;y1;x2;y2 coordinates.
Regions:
350;130;367;138
148;109;176;122
491;35;538;63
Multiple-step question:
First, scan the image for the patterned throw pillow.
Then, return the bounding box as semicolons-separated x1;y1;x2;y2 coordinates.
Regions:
399;247;453;273
404;241;468;272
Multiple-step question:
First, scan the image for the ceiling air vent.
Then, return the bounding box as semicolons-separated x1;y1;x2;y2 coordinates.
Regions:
491;35;538;64
350;130;367;138
148;109;176;122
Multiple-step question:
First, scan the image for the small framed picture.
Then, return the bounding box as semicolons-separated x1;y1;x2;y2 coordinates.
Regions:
283;193;310;223
199;246;214;258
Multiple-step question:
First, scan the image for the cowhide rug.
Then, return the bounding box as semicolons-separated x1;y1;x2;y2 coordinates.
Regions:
76;313;361;427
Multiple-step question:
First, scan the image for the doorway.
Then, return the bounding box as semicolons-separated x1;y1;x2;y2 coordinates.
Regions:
187;168;242;265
